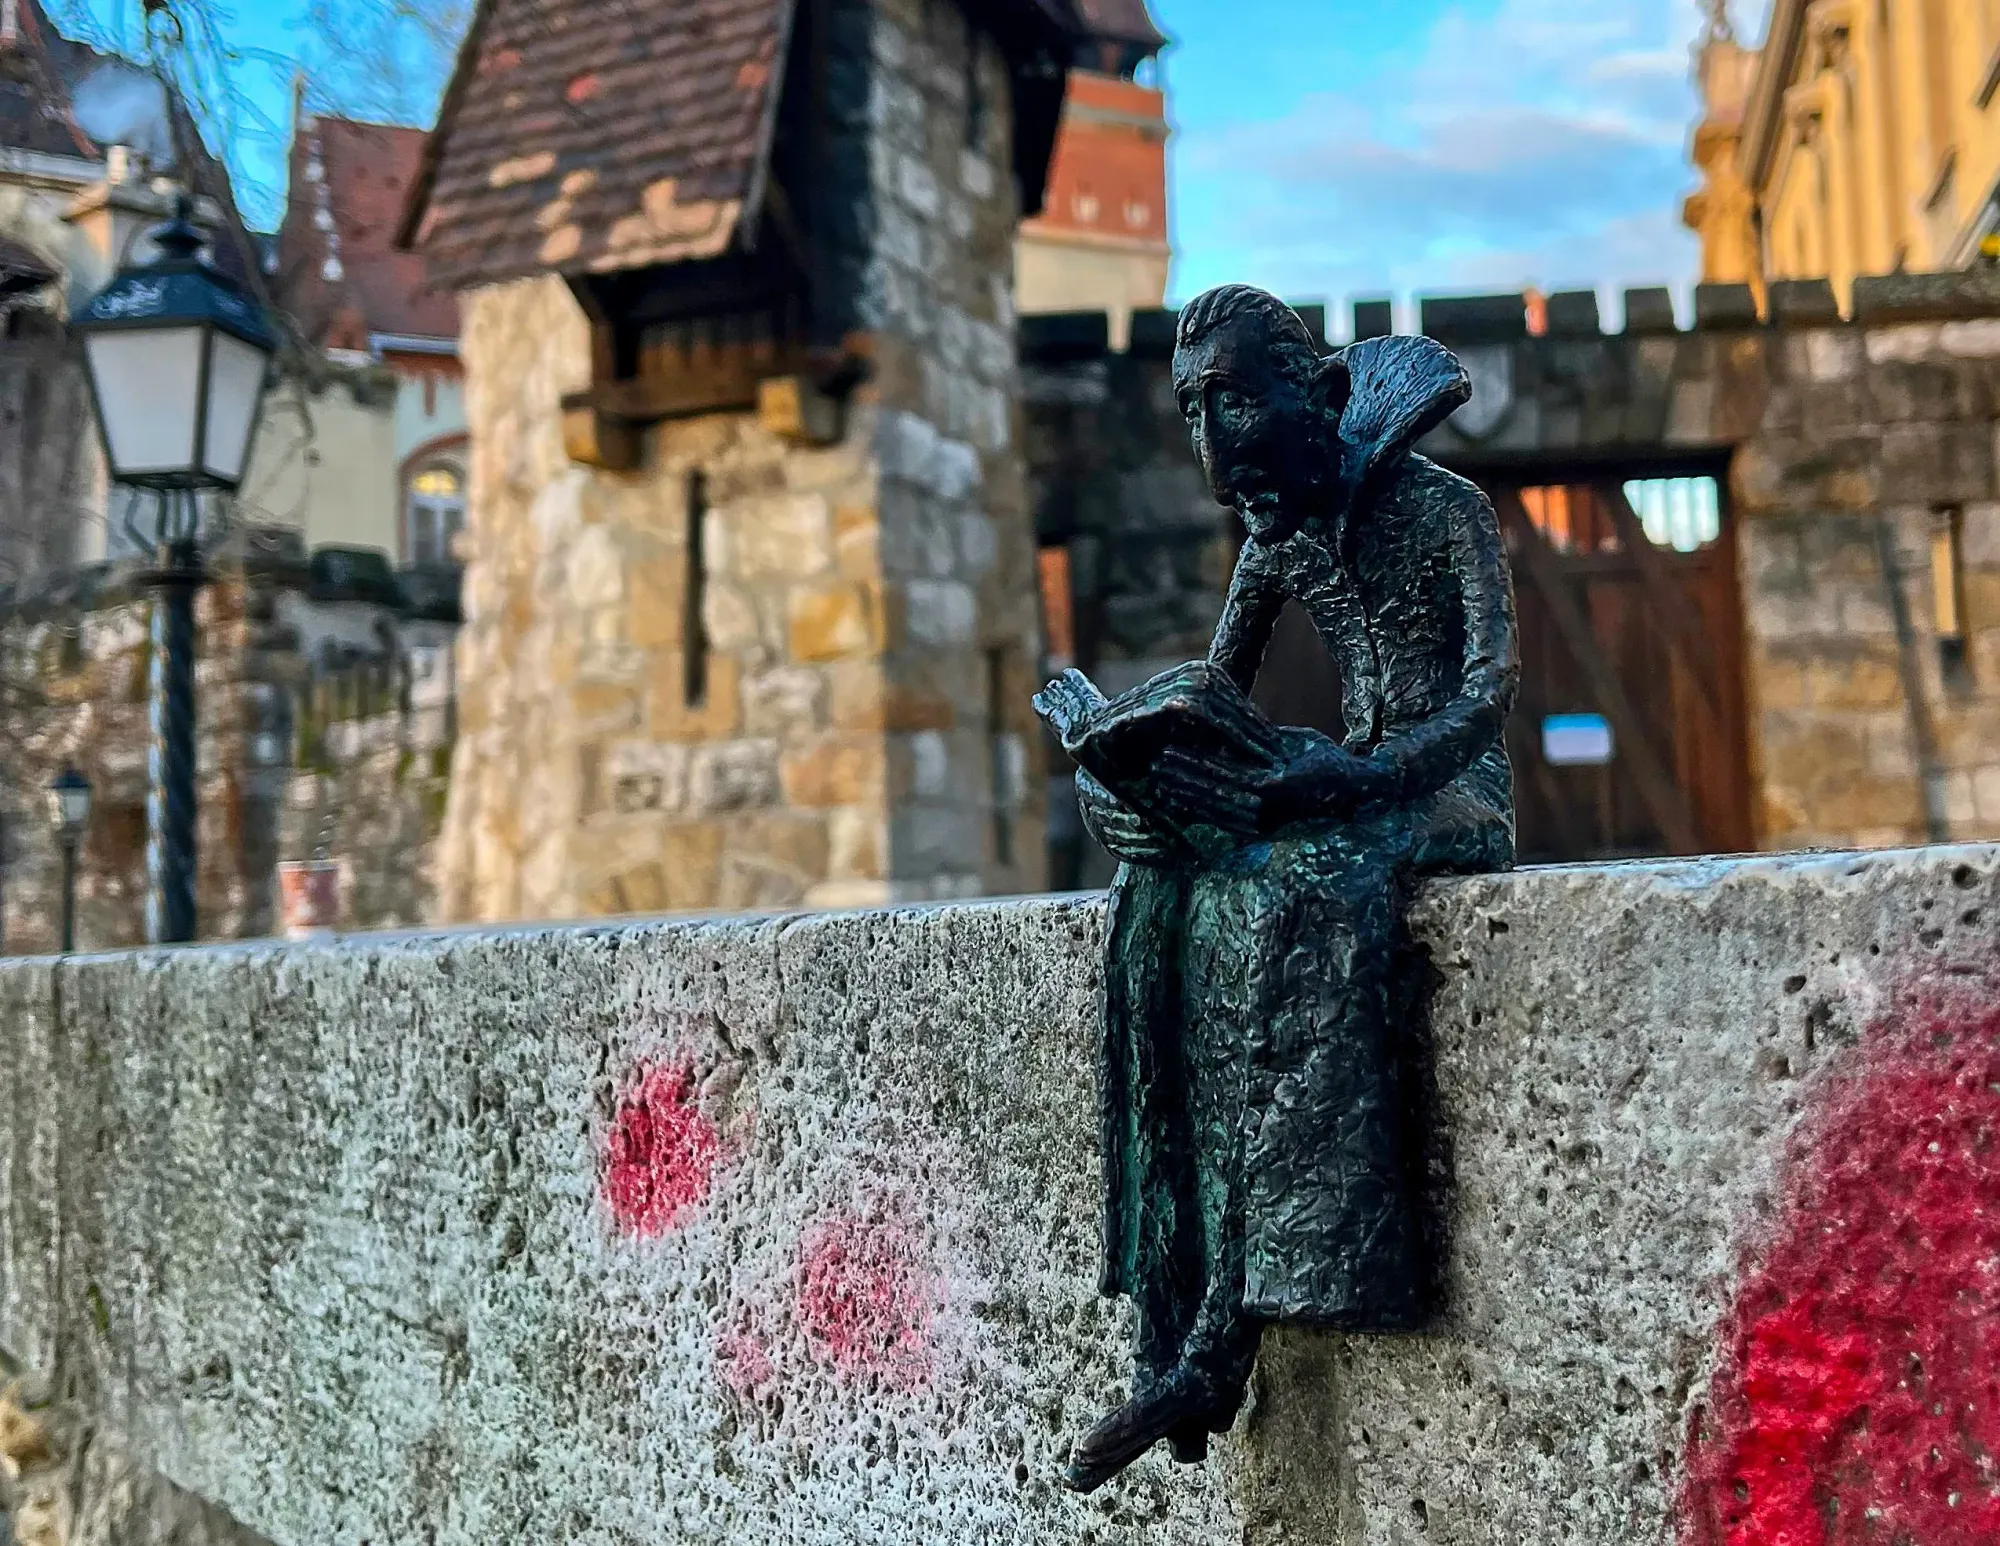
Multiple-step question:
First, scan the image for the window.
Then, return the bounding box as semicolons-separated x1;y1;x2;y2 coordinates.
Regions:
1624;477;1723;552
405;463;465;566
1933;506;1968;664
684;469;710;709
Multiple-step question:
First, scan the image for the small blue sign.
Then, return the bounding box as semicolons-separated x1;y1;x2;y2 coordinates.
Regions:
1543;713;1614;767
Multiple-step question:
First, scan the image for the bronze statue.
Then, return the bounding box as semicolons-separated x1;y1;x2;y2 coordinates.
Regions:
1034;286;1519;1492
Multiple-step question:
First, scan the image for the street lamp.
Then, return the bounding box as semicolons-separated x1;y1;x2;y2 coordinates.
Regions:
46;766;92;954
74;196;276;944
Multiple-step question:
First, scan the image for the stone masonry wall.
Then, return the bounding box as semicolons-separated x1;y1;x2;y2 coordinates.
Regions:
4;845;1999;1544
438;0;1044;926
0;550;451;953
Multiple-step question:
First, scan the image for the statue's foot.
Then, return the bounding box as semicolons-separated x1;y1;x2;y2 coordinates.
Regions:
1060;1369;1229;1493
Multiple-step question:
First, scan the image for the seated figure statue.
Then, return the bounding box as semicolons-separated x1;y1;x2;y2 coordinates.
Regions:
1034;285;1519;1492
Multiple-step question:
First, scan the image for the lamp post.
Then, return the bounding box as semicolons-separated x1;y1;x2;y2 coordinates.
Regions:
46;767;92;954
74;197;276;944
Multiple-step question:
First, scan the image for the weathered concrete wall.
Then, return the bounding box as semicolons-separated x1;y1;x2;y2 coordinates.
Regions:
4;844;1999;1544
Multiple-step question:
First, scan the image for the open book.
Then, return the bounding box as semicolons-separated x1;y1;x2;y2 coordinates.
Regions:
1033;660;1295;843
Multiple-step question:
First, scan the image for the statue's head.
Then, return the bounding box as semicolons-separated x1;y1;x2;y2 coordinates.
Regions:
1173;285;1352;543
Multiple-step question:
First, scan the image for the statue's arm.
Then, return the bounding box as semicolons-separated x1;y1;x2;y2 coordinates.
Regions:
1252;480;1516;826
1369;481;1520;802
1209;549;1283;694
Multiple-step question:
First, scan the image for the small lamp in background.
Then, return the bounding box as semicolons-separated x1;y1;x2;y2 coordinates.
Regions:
46;766;92;954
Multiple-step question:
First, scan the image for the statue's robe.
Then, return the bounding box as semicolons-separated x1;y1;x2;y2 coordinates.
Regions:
1097;335;1518;1335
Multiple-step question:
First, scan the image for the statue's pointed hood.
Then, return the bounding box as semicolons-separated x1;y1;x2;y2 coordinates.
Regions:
1333;334;1471;495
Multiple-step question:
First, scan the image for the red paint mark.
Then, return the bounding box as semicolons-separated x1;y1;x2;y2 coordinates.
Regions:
481;46;521;74
601;1061;722;1235
565;71;601;104
736;59;770;89
796;1213;936;1388
1681;975;2000;1545
715;1324;776;1397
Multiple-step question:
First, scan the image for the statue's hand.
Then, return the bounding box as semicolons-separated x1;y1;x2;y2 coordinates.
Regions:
1152;741;1397;836
1076;769;1178;866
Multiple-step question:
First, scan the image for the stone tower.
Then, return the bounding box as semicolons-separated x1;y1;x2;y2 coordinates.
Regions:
402;0;1076;921
1015;0;1171;348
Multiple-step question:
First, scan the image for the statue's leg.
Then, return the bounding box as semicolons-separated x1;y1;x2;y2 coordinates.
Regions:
1241;836;1429;1327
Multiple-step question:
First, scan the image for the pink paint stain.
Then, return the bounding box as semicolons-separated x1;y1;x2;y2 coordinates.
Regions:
796;1212;937;1389
715;1323;777;1397
1680;973;2000;1546
601;1060;723;1235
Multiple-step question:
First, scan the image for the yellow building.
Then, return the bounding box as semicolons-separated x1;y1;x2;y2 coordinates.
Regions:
1687;0;2000;306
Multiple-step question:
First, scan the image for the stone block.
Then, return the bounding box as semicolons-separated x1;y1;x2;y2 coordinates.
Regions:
625;556;689;651
1880;422;1995;503
1959;503;2000;567
1804;650;1908;710
788;583;885;663
834;506;882;582
1768;278;1840;325
826;804;888;881
1852;266;2000;322
1694;282;1759;330
896;579;978;647
571;681;644;736
779;735;889;808
1977;766;2000;823
1751;652;1811;710
715;811;832;909
1865;323;1944;364
828;660;956;734
742;667;827;738
647;652;743;743
1941;318;2000;357
687;739;781;814
720;493;835;581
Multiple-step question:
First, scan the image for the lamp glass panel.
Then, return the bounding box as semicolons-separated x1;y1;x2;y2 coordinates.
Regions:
200;331;269;483
84;327;203;477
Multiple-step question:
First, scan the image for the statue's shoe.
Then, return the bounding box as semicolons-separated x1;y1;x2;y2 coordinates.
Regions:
1060;1370;1231;1493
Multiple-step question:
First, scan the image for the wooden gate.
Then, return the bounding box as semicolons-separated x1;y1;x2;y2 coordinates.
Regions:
1247;476;1754;864
1486;478;1753;863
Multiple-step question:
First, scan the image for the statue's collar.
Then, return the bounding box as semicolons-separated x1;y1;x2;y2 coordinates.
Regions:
1332;334;1472;500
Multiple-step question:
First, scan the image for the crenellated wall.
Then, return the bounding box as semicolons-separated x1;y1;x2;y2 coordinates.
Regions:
3;845;1999;1543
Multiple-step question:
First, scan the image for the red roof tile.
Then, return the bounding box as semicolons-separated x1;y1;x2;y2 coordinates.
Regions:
400;0;795;291
402;0;1084;293
281;116;459;344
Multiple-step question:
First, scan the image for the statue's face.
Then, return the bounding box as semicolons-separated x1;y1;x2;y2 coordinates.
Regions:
1174;322;1328;544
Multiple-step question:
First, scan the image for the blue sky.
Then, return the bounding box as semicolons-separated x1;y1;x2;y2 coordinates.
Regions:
60;0;1717;317
1156;0;1713;321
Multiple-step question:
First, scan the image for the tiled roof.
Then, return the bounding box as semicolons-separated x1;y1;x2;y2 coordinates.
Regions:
0;0;98;161
402;0;1084;293
1075;0;1162;50
400;0;796;291
281;115;459;345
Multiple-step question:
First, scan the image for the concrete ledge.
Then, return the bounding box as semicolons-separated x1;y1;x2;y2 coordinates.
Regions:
5;846;2000;1543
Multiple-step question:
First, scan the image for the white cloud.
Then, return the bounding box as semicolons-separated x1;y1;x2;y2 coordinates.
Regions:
1169;0;1708;322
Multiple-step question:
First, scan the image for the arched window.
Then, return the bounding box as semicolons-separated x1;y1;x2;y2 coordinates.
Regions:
405;462;464;566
